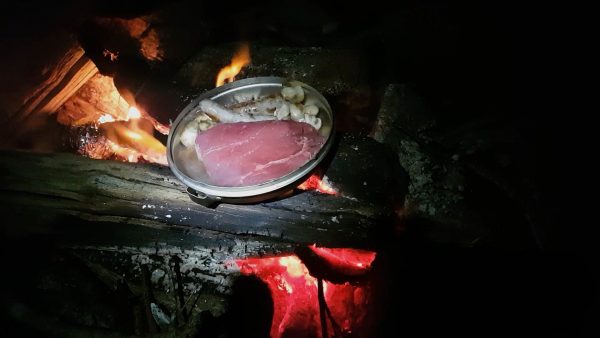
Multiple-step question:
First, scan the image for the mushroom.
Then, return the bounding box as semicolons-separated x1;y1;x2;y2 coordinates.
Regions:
195;113;212;122
290;103;304;121
199;121;213;131
292;85;304;103
180;121;198;147
281;87;297;101
275;103;290;120
281;85;305;103
303;104;319;116
303;114;322;130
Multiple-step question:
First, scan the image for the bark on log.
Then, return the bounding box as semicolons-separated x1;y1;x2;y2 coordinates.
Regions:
0;134;405;249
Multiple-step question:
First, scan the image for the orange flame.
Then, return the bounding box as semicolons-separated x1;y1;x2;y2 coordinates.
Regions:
297;174;338;195
215;43;251;87
98;107;167;165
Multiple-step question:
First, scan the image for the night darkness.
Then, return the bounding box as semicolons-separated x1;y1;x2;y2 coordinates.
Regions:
0;1;596;337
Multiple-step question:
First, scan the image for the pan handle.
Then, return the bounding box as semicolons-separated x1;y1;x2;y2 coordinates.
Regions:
186;187;222;208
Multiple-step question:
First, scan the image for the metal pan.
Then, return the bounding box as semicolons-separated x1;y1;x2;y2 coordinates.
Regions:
167;77;335;207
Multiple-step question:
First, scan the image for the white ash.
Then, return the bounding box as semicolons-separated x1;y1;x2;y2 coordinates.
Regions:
151;269;166;284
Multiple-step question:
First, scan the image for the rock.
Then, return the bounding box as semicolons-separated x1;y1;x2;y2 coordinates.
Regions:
322;133;408;214
151;269;166;285
371;84;436;144
371;84;485;245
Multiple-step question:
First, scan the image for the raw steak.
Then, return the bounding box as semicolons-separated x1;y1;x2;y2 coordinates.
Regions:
195;120;325;186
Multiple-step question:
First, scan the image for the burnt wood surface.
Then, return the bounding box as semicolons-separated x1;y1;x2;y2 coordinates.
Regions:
0;134;406;249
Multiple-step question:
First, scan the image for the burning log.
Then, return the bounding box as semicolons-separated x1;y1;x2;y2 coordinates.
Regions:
0;134;405;248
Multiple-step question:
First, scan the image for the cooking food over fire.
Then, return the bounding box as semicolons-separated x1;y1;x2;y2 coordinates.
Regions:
178;83;327;187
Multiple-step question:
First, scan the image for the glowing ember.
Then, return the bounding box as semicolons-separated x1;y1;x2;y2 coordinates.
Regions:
236;247;376;338
216;43;251;87
139;29;164;61
308;245;377;277
98;17;164;62
297;174;338;195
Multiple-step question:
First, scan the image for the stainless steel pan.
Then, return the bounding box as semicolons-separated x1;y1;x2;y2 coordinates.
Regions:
167;77;335;206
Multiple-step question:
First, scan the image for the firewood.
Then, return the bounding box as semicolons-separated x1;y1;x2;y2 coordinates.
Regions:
0;134;406;248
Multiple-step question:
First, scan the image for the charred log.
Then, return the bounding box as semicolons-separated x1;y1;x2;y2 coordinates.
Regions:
0;134;402;336
0;134;405;249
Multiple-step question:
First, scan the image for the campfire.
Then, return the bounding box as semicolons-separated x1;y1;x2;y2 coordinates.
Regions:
0;9;406;337
59;73;169;165
61;44;252;167
2;3;572;338
58;43;337;194
0;36;370;336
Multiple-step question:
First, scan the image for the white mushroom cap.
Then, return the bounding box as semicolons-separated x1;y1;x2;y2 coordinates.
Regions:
303;114;322;130
275;103;290;120
180;121;199;147
281;87;297;101
281;85;305;103
290;104;304;121
303;104;319;116
292;85;304;103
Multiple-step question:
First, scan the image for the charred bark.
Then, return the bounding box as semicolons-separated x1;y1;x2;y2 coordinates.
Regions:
0;134;405;249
